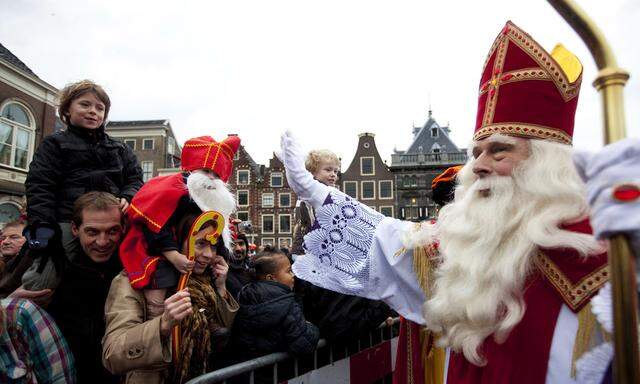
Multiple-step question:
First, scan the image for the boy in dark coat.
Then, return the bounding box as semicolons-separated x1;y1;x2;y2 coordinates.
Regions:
230;246;318;383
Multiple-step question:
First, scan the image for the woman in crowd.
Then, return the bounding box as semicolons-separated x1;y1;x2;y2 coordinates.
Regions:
102;210;238;383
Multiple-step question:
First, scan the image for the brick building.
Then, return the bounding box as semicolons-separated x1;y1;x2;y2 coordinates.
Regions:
0;43;59;224
105;120;181;180
390;110;467;221
227;142;297;248
341;133;396;218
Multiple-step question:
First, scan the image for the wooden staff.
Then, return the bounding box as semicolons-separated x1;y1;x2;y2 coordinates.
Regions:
545;1;637;382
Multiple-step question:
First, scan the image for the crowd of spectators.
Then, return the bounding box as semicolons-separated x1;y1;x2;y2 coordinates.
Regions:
0;79;393;383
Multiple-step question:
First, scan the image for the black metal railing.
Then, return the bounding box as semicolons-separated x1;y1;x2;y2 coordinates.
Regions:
186;317;401;384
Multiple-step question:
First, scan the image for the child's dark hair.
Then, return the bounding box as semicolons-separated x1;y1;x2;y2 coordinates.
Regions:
250;245;287;281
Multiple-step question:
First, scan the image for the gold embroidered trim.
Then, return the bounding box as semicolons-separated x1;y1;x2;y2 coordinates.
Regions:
482;36;509;126
473;123;573;145
534;252;609;311
129;203;162;230
479;22;581;103
479;68;551;96
506;26;581;102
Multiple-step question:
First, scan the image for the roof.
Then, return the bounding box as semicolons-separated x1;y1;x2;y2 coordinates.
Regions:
405;113;461;154
106;120;169;128
0;43;37;77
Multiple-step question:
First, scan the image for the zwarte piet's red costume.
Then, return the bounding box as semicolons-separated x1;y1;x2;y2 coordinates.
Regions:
119;135;241;289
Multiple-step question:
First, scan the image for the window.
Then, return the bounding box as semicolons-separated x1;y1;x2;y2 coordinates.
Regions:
237;211;249;222
278;238;292;249
262;214;274;234
379;180;393;199
360;157;374;175
167;136;176;155
361;181;375;199
343;181;357;199
279;193;291;207
0;102;34;170
237;190;249;206
143;138;154;150
261;237;275;246
270;172;283;187
379;206;394;217
431;127;439;137
237;170;250;185
279;214;291;234
124;139;136;150
262;193;274;207
141;161;154;182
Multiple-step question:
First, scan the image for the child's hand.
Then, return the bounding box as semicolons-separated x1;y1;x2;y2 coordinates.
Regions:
119;198;130;213
164;250;195;274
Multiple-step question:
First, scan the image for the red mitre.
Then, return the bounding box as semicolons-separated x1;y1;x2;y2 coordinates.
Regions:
474;21;582;145
181;135;241;182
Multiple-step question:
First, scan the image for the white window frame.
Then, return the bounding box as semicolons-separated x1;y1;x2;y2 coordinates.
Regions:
261;237;275;246
378;180;394;199
279;192;291;207
0;100;36;171
270;172;283;187
261;214;275;234
361;180;376;200
237;190;249;207
237;169;250;185
360;156;375;176
167;136;176;155
236;211;249;222
142;138;155;150
141;161;154;182
343;181;358;199
262;192;274;208
278;214;292;234
431;127;439;138
379;205;394;217
124;139;136;150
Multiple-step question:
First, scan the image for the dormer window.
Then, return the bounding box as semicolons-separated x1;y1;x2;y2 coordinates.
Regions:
431;127;439;137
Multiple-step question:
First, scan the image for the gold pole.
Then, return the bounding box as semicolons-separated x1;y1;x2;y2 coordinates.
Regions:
546;1;638;383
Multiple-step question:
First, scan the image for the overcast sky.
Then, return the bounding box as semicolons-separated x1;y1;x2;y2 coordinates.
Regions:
2;0;638;166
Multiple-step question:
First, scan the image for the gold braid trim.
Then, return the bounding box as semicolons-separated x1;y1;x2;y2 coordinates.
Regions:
412;244;438;297
570;303;604;378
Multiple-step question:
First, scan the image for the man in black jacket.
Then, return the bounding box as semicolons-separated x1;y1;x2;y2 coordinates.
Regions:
226;229;252;299
11;191;125;383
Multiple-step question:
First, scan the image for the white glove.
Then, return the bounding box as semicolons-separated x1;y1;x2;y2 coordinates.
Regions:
278;131;330;210
573;138;640;254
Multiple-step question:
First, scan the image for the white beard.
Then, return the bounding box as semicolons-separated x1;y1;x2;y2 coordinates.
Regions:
423;138;604;366
187;172;237;251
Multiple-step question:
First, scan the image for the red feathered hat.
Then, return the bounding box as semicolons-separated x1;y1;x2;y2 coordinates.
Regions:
474;21;583;145
181;135;241;182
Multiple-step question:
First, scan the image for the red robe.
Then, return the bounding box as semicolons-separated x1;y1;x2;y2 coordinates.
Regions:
448;219;608;383
394;219;608;384
119;173;188;289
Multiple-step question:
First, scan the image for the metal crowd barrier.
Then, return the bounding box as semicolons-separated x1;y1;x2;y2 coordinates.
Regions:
186;317;401;384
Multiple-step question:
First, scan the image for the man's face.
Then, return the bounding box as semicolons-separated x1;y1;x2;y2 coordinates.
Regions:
71;207;123;263
470;135;530;196
232;239;247;260
1;225;26;258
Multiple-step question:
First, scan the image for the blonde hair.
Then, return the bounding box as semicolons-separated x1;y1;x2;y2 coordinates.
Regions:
305;149;340;174
58;80;111;125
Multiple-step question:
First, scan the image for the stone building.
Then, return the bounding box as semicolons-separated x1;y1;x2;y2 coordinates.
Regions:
341;133;396;218
227;142;297;248
390;110;467;221
0;43;58;224
105;120;181;180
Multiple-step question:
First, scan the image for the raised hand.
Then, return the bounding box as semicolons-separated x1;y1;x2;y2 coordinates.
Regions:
164;250;196;274
279;131;329;210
